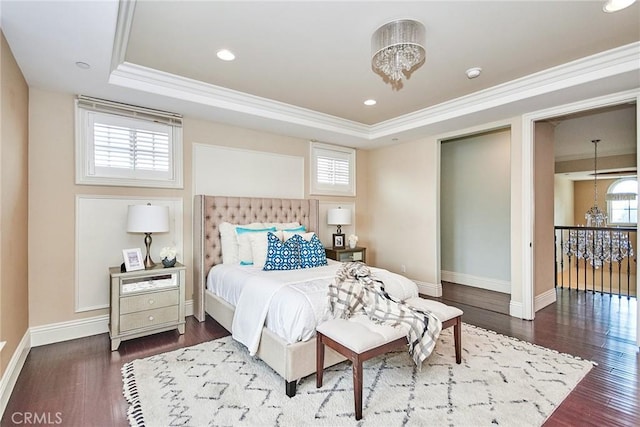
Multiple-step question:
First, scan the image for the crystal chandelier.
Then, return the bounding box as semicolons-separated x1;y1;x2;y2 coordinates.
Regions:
563;139;633;268
585;139;607;227
371;19;426;88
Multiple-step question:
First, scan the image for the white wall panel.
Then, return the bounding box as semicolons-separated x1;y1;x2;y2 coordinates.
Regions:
75;196;183;312
193;143;304;198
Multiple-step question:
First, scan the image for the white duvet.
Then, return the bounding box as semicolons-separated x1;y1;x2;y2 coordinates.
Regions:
206;261;419;354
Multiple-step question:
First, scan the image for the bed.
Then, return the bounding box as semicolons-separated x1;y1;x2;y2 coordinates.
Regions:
192;195;419;397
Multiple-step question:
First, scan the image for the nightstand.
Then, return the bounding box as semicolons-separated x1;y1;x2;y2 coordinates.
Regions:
109;262;186;351
325;247;366;263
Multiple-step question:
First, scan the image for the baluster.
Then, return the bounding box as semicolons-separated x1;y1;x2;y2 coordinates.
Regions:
626;231;631;299
554;232;558;290
560;230;565;289
609;243;613;296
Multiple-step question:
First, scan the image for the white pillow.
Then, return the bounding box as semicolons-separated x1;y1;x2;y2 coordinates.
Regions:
219;222;264;264
249;230;284;268
237;226;277;265
263;222;302;230
283;230;316;242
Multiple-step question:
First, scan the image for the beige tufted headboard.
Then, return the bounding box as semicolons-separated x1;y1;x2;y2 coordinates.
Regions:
193;195;319;321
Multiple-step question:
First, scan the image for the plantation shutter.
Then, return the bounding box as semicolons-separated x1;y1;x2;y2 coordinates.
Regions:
317;155;350;185
93;122;170;172
76;96;183;188
310;142;355;196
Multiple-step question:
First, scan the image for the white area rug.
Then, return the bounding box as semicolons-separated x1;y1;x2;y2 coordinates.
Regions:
122;324;594;426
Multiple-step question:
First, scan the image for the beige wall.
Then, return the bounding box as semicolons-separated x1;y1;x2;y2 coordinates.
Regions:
556;153;636;175
573;178;615;226
27;89;364;327
0;31;29;375
534;122;555;296
366;135;439;280
554;176;574;226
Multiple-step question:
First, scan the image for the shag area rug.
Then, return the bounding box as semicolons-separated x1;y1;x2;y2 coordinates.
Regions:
122;323;594;426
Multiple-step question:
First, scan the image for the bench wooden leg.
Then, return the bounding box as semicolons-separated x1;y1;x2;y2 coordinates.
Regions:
353;354;363;421
453;316;462;364
316;333;325;388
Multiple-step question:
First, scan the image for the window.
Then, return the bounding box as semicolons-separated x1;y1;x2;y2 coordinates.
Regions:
76;96;183;188
606;178;637;225
310;142;356;196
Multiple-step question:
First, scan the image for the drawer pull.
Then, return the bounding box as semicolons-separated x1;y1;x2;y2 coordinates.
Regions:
148;316;154;321
148;299;155;305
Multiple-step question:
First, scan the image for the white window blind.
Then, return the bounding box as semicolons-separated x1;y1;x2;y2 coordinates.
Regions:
310;142;355;196
76;96;183;188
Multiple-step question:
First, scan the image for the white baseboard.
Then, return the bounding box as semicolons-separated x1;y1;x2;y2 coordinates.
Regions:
535;288;557;312
509;300;523;318
31;299;195;348
0;331;31;417
185;299;194;317
509;289;556;320
414;280;442;297
441;270;511;294
30;315;110;347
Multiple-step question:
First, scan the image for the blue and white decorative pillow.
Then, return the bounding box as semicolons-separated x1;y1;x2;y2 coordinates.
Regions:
263;232;301;270
297;233;328;268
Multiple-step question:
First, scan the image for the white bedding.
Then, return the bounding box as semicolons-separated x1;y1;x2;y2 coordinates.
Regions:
206;262;419;353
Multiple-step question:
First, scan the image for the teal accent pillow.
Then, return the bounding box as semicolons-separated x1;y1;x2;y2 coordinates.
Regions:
263;232;301;271
296;234;328;268
283;225;306;232
235;226;277;234
236;226;277;265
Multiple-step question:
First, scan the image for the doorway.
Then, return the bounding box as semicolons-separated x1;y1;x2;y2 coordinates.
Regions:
522;89;639;345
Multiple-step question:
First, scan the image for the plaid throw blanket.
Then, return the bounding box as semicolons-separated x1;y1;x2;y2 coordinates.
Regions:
326;262;442;367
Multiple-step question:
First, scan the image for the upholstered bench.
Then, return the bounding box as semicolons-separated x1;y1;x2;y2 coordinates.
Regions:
316;298;463;420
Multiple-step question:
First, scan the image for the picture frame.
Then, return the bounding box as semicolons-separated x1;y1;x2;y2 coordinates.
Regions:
122;248;144;272
332;233;345;249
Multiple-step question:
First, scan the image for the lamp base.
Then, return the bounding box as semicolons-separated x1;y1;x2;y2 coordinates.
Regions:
143;255;156;269
143;232;156;269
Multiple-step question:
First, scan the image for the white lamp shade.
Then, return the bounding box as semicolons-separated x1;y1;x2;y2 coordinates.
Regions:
127;204;170;233
327;208;352;225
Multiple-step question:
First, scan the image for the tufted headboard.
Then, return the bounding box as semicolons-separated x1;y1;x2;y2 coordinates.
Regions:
193;195;319;321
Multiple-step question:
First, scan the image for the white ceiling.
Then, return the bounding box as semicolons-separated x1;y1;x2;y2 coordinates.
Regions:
1;0;639;149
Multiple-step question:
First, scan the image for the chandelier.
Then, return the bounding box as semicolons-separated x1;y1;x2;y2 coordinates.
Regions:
563;139;633;268
371;19;426;88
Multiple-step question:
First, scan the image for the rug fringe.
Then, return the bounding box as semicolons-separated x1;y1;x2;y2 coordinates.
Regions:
461;322;598;366
122;361;146;427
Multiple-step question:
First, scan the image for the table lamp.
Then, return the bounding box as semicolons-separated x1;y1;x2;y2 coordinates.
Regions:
328;207;351;249
127;203;170;269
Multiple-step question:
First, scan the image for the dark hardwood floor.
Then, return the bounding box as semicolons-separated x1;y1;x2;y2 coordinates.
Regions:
2;289;638;426
441;281;511;315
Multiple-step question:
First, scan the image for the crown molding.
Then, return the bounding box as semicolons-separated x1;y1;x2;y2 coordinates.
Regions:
110;0;136;74
370;42;640;139
109;34;639;142
109;62;371;138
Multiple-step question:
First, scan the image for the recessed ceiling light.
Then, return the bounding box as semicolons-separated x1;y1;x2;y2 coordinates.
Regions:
603;0;636;13
466;67;482;79
364;99;377;106
216;49;236;61
75;61;91;70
